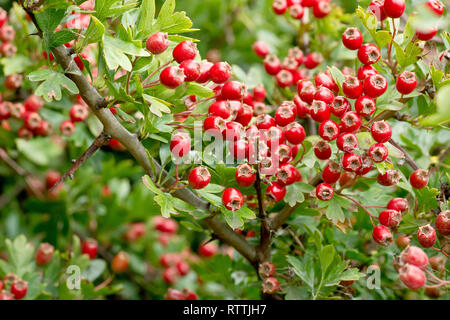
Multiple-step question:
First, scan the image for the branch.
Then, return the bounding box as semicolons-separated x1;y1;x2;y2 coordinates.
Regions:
50;131;110;191
388;138;419;171
23;7;257;267
254;168;271;263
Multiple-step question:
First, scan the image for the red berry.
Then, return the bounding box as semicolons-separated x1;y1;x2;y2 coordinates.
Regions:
314;140;332;160
399;264;426;290
341;152;362;172
435;210;450;236
314;86;335;105
183;289;198;300
357;65;378;81
276;164;300;186
36;243;54;266
415;27;438;41
0;102;11;120
259;262;276;278
316;183;334;201
0;25;15;42
172;41;198;63
299;81;316;104
252;41;270;58
342;28;363;50
409;169;429;189
289;4;305;19
379;209;402;227
426;0;444;16
160;66;185;88
45;170;61;189
302;0;318;7
377;169;400;186
209;62;232;84
225;121;245;141
322;161;341;184
146;32;169;54
11;280;27;300
256;114;276;130
266;182;287;202
272;0;288;14
315;72;338;94
203;115;226;135
222;188;243;211
319;120;339;141
355;96;376;117
310;100;330;123
235;163;256;187
208;100;230;119
372;225;393;246
196;61;213;83
396;71;417;95
170;131;191;158
0;8;6;28
417;224;436;248
69;104;89;122
221;81;246;100
369;0;387;21
199;242;218;257
24;94;43;112
336;132;358;152
262;277;280;294
387;198;408;212
253;84;267;102
357;152;374;175
163;267;180;284
274;103;296;126
235;105;253;126
343;76;363;99
330;96;350;117
340;111;362;132
179;59;201;82
276;70;294;88
339;171;358;188
284;122;306;145
364;74;387;98
401;245;429;270
5;74;23;90
384;0;406;18
166;288;185;300
304;52;323;69
293;95;309;117
176;260;190;276
371;120;392;143
264;55;282;75
188;166;211;189
82;238;98;259
111;251;129;273
313;0;331;18
24;112;42;131
34;120;51;137
368;143;389;163
357;44;381;65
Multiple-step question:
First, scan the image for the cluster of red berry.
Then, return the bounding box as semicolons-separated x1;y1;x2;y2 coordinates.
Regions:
258;262;280;294
272;0;332;20
0;273;28;300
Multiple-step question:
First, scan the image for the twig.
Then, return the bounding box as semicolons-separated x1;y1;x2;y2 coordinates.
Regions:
388;138;419;170
255;168;271;262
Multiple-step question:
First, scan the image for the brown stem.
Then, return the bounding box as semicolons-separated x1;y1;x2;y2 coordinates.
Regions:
388;138;419;171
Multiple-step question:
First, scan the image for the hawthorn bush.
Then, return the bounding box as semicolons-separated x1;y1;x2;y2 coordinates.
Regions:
0;0;448;300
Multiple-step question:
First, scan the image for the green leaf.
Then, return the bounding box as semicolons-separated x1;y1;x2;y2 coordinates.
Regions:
286;256;315;290
50;30;78;48
76;16;105;51
28;69;79;102
201;183;224;194
16;138;63;166
284;182;312;207
319;245;335;275
154;194;177;218
222;210;244;229
186;83;215;98
235;206;256;220
143;94;171;117
82;259;106;282
137;0;155;38
102;35;150;71
420;84;450;126
5;235;35;278
325;196;345;223
0;55;32;76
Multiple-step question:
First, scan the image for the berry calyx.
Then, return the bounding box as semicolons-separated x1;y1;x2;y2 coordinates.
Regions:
357;44;381;65
363;74;387;98
319;120;340;141
266;182;287;202
259;262;276;278
316;183;334;201
417;224;436;248
368;143;389;163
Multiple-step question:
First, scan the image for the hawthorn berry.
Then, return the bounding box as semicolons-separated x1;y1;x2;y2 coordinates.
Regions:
221;81;246;100
401;245;429;270
252;41;270;58
355;96;376;117
319;120;340;141
339;171;358;188
203;115;226;135
343;76;363;99
336;132;358;152
304;52;323;69
235;163;256;187
314;86;335;105
377;169;400;186
363;74;387;98
24;112;42;131
256;114;276;130
379;209;402;228
0;291;14;300
342;152;362;172
415;27;438;41
262;277;280;294
69;104;89;122
222;188;244;211
429;255;446;274
387;198;408;213
284;122;306;145
399;264;426;290
196;61;213;83
357;65;378;81
266;182;287;202
0;8;6;28
235;105;253;126
357;152;374;176
302;0;318;7
36;242;54;266
160;66;185;88
188;166;211;189
299;82;316;104
170;131;191;158
396;235;411;249
289;4;305;19
208;100;231;119
426;0;445;16
435;210;450;236
368;143;389;163
276;70;294;88
0;25;14;42
396;71;417;95
275;104;296;127
24;94;43;112
370;120;392;143
314;72;338;94
209;62;232;84
372;225;393;246
111;251;129;273
340;111;362;133
293;95;309;117
172;41;198;63
146;32;169;54
330;96;350;117
199;242;218;257
313;0;331;18
176;260;190;276
342;28;363;50
384;0;406;18
179;59;201;82
154;217;178;234
276;164;300;185
310;100;330;123
259;262;276;278
272;0;288;14
357;44;381;65
11;280;28;300
417;224;436;248
316;183;334;201
322;161;341;184
314;140;332;160
409;169;429;189
166;288;186;300
183;289;198;300
369;0;387;21
82;238;98;259
163;267;179;284
5;74;23;90
264;55;282;75
253;84;267;102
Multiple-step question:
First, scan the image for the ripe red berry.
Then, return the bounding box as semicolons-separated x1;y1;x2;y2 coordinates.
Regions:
209;62;232;84
387;198;408;212
69;103;89;122
342;28;363;50
415;27;438;41
45;170;61;189
357;65;378;81
196;61;213;83
252;41;270;58
319;120;339;141
343;76;363;99
435;210;450;236
314;140;332;160
221;81;246;100
276;70;294;88
409;169;429;189
314;72;338;94
208;100;230;119
302;0;318;7
379;209;402;227
336;132;358;152
160;66;185;88
357;152;374;176
264;55;282;75
289;4;305;19
396;71;417;95
11;280;28;300
322;161;341;184
330;96;350;117
235;105;253;126
253;84;267;102
36;242;54;266
399;264;426;290
172;41;198;63
299;81;316;104
363;74;387;98
255;114;276;130
371;120;392;143
417;224;436;248
225;121;245;141
188;166;211;189
304;52;322;69
284;122;306;145
5;74;23;90
24;112;42;131
401;246;429;270
340;111;362;133
259;262;276;278
357;44;381;65
266;182;287;202
293;95;309;117
313;0;331;18
314;86;335;105
355;96;376;117
146;32;169;54
24;94;43;112
199;242;218;257
176;260;190;276
342;153;362;173
372;225;393;246
82;238;98;259
163;267;179;284
235;163;256;187
183;289;198;300
369;0;387;21
310;100;330;123
316;183;334;201
368;143;389;163
170;131;191;158
223;188;243;211
384;0;406;18
111;251;129;273
262;277;280;294
0;25;15;42
0;102;11;120
272;0;288;14
0;8;6;28
275;103;296;126
203;115;226;135
377;169;400;186
426;0;445;16
179;59;201;82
